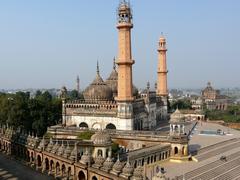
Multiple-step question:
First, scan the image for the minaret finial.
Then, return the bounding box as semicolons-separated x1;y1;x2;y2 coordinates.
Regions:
113;57;116;70
147;81;150;90
76;75;80;93
97;61;100;75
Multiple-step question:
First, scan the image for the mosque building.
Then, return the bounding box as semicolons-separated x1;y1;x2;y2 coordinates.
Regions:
0;2;197;180
60;0;169;131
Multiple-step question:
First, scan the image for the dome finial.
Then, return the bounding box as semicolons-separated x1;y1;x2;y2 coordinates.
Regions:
97;61;100;75
113;57;116;70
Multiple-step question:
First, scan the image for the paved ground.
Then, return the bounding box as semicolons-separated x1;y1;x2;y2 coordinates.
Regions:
0;153;52;180
146;121;240;179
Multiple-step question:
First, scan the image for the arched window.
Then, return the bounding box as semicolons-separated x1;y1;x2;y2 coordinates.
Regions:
106;123;116;130
50;160;54;171
79;122;88;129
56;162;60;175
174;125;178;131
67;167;71;177
174;147;178;155
37;155;42;167
92;176;98;180
97;149;103;157
78;171;86;180
45;158;49;170
31;152;34;162
62;164;66;176
134;160;137;168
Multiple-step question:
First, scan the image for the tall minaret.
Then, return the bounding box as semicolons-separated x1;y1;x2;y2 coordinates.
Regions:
76;75;80;93
157;35;168;96
116;1;134;129
157;34;168;121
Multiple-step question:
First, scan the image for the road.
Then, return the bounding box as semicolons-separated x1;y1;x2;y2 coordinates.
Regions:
0;153;53;180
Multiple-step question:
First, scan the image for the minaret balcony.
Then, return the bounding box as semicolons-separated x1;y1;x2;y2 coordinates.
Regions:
116;60;135;65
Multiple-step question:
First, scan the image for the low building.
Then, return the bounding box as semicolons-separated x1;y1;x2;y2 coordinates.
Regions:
202;82;230;110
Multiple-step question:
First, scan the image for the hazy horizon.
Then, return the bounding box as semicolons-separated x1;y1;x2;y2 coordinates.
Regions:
0;1;239;90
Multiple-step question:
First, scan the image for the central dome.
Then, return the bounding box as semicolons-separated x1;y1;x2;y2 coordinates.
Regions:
83;62;113;101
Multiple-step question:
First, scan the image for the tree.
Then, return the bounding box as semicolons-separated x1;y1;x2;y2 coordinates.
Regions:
0;90;62;136
68;90;79;100
170;99;192;110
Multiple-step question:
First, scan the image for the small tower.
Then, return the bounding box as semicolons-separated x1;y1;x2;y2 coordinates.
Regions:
169;109;190;162
60;86;67;126
115;0;135;130
76;75;80;93
156;34;168;121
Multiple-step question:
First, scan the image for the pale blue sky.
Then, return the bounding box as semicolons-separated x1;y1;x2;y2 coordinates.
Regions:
0;0;239;90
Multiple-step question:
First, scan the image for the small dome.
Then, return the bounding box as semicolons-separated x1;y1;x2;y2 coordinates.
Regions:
170;109;185;123
112;158;124;173
159;33;166;42
63;142;72;159
80;150;93;165
160;36;166;41
83;63;113;101
37;137;46;150
93;155;105;168
122;161;134;177
203;82;214;91
133;166;144;180
106;59;118;97
56;141;65;156
46;138;54;152
91;131;112;146
69;143;78;161
119;1;130;11
51;141;60;154
102;157;115;172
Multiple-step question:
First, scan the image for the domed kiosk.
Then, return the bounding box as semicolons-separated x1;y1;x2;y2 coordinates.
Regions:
91;131;112;159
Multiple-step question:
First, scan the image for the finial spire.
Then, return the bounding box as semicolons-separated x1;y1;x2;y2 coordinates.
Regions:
147;81;150;90
97;61;100;75
113;57;116;70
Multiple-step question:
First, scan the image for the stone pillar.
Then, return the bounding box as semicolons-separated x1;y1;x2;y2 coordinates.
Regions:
102;148;107;159
184;145;188;156
42;161;46;173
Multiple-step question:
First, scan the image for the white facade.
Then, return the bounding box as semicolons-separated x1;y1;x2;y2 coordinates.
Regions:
65;115;134;130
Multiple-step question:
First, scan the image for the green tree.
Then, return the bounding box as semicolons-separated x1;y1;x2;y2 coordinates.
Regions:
171;99;192;110
0;90;61;136
77;131;94;140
